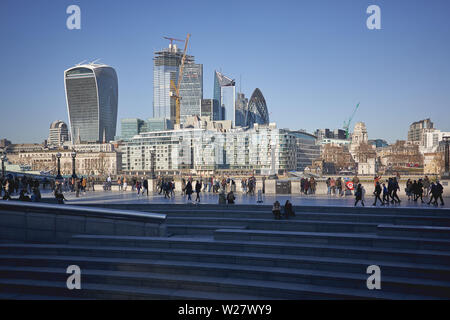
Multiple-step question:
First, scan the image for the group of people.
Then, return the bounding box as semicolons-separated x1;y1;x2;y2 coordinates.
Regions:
357;176;406;207
365;175;445;207
300;177;317;195
405;176;445;206
0;175;43;202
272;200;295;219
326;177;352;197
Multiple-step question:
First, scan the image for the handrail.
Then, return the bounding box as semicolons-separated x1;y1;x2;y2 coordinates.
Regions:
0;201;166;223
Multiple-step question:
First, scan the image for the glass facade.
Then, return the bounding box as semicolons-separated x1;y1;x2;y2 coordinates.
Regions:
213;71;235;123
146;118;174;132
121;124;304;174
120;118;145;140
65;64;118;143
153;46;195;123
246;88;269;127
153;47;182;121
235;93;248;127
179;63;203;124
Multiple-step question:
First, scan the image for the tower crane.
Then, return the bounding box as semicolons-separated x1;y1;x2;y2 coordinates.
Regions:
170;33;191;126
343;102;360;139
163;36;185;48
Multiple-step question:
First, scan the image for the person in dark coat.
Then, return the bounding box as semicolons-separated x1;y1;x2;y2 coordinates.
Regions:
195;180;202;202
372;181;383;206
185;181;193;201
227;191;235;204
143;179;149;196
354;184;364;207
272;201;281;219
284;200;295;218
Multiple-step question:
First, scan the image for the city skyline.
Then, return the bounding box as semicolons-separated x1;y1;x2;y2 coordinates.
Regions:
1;0;450;144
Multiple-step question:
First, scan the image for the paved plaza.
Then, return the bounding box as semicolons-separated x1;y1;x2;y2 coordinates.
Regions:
55;189;450;209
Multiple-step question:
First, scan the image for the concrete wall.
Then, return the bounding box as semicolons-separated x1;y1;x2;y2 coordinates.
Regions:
0;202;167;244
94;178;450;197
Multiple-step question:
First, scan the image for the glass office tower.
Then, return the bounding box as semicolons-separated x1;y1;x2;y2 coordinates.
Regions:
153;45;194;123
235;93;248;127
213;71;235;124
65;63;118;143
179;62;203;125
245;88;270;127
120;118;146;140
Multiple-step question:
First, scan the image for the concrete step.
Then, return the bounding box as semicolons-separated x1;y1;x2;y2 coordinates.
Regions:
84;203;450;217
1;254;449;298
2;244;450;282
160;209;450;227
378;224;450;239
0;266;436;300
214;229;450;252
68;235;450;266
0;278;266;300
166;224;247;236
166;216;378;233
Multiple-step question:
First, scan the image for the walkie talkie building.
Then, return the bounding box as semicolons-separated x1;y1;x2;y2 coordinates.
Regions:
64;63;118;143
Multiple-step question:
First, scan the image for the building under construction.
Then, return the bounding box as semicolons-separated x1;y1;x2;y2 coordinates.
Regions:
153;40;202;124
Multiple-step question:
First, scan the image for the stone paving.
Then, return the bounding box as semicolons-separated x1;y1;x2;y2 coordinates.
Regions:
58;189;450;209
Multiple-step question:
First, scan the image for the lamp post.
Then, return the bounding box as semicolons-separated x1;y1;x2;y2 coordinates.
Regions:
55;152;63;180
443;137;450;179
1;154;7;178
71;151;78;179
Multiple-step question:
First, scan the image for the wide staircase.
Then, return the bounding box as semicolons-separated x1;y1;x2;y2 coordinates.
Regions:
1;204;450;299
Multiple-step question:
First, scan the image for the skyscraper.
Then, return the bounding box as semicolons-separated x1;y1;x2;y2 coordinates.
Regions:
245;88;270;127
64;63;118;143
179;62;203;124
153;44;194;123
48;120;69;147
235;93;248;127
213;71;235;124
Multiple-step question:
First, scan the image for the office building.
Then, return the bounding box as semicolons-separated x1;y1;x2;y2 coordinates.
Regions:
121;122;321;176
214;71;235;123
48;120;69;147
146;118;174;132
289;131;321;171
245;88;270;127
179;62;203;124
235;93;248;127
153;44;193;122
200;99;218;121
407;118;435;146
120;118;146;140
64;63;118;143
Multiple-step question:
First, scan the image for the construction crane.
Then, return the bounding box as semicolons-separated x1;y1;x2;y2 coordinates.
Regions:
170;33;191;126
163;36;185;48
343;102;360;139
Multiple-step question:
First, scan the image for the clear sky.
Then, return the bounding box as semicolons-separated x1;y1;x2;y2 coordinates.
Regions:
0;0;449;144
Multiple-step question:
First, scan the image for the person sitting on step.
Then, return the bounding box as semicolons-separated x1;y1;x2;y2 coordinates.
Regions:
272;200;281;219
284;200;295;218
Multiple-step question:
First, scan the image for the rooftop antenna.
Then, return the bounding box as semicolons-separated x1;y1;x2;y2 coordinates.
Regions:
90;58;102;65
76;60;87;66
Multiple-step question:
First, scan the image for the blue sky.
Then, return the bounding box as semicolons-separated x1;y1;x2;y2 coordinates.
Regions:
0;0;449;143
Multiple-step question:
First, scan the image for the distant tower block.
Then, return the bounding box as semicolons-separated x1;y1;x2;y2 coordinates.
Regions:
65;62;118;143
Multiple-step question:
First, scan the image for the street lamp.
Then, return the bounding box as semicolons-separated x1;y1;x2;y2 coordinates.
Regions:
443;137;450;179
55;152;63;180
1;154;7;178
71;151;78;179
